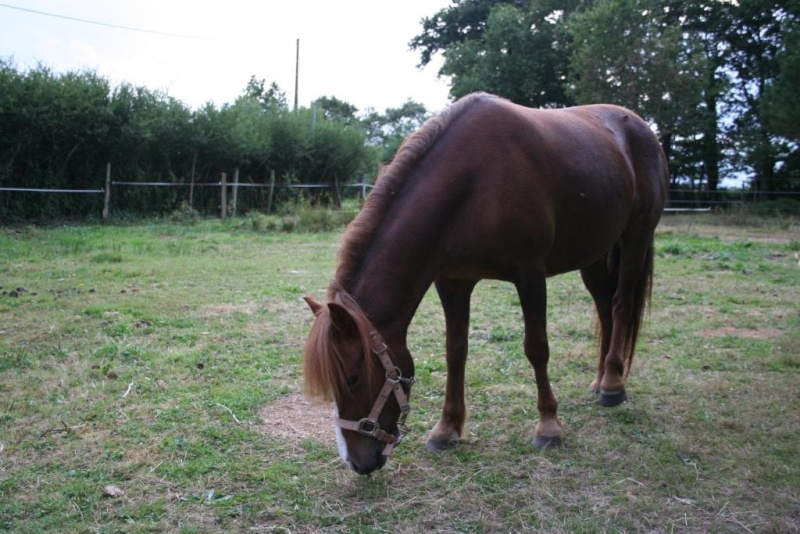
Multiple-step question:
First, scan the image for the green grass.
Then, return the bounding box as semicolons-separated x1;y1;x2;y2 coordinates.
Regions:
1;213;798;532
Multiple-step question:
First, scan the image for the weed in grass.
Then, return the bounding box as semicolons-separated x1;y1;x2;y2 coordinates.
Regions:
90;252;124;263
0;347;32;371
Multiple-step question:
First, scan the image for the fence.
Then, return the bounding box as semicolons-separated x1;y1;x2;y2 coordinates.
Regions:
665;188;800;212
1;164;374;221
3;168;798;220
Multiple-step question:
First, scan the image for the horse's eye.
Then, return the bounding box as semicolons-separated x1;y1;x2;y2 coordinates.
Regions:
346;375;359;389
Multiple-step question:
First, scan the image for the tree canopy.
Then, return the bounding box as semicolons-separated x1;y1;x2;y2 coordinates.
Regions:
411;0;800;193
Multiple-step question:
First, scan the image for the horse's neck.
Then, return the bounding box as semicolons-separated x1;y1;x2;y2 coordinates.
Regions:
341;219;441;340
345;258;434;340
339;157;463;339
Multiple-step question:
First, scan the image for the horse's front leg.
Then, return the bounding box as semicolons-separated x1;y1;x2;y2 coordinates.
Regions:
516;274;563;448
427;278;476;451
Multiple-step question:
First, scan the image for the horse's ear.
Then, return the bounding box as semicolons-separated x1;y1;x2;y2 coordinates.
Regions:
303;296;325;317
327;302;358;336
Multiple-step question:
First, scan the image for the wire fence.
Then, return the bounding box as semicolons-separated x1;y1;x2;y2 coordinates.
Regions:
665;189;800;212
0;176;374;220
3;177;798;219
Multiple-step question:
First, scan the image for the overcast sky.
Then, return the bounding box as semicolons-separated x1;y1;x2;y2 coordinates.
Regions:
0;1;453;114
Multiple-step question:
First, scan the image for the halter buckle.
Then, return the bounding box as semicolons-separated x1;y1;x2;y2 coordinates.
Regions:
356;418;381;438
370;330;388;355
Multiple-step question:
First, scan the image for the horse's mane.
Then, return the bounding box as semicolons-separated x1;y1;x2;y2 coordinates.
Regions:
335;92;499;289
303;284;377;401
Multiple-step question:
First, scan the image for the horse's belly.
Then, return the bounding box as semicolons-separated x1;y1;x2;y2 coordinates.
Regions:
545;216;626;275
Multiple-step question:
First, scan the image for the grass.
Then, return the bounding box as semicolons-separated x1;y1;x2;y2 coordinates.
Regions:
1;212;798;532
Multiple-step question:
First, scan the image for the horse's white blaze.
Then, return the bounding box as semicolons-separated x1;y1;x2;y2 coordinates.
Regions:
332;404;348;463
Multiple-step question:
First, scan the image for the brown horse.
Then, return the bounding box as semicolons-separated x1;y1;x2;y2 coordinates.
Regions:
303;93;669;475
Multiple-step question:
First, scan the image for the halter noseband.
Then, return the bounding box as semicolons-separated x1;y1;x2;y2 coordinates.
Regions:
333;329;415;456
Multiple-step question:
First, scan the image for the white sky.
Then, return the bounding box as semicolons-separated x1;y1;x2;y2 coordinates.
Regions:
0;1;453;114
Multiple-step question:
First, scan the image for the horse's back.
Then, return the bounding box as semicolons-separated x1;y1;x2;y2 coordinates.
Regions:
449;95;666;200
434;95;668;276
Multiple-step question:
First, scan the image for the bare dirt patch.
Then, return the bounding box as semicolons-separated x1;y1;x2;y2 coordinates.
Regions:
257;393;335;444
699;327;783;339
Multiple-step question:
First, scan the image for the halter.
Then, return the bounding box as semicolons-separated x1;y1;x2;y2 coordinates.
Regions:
333;329;415;456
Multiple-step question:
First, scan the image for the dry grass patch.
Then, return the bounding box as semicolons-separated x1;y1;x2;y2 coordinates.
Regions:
699;326;783;339
257;393;336;446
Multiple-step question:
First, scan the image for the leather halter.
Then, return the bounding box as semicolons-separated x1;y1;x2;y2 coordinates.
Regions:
333;329;415;456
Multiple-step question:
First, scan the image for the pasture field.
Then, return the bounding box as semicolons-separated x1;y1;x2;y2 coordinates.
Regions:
1;213;798;533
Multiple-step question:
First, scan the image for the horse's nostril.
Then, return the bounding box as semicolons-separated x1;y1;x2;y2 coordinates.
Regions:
352;462;373;475
347;454;386;475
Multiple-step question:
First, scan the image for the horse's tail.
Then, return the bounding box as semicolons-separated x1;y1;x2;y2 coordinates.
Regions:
620;239;655;377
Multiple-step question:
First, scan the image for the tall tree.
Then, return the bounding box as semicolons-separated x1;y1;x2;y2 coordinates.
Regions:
244;76;289;113
661;0;737;192
313;96;359;125
410;0;578;107
568;0;709;184
762;19;800;142
725;0;799;194
361;100;429;163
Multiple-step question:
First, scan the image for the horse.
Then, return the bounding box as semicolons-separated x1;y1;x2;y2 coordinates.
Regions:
303;92;669;475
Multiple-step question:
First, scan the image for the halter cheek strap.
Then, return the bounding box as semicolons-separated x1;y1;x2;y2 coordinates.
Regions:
333;330;414;456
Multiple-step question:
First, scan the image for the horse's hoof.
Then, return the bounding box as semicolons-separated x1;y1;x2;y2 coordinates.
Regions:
426;438;459;451
533;435;562;449
598;389;627;407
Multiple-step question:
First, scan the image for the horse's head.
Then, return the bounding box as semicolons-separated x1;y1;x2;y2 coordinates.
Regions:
303;292;413;475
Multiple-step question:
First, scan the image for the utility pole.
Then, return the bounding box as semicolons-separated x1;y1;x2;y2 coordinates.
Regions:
294;38;299;112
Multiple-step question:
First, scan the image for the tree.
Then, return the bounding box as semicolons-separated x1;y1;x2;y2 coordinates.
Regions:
244;76;288;112
410;0;578;107
659;0;738;192
410;0;530;67
721;0;799;194
313;96;359;124
411;0;800;195
762;19;800;142
568;0;710;184
361;100;429;163
761;18;800;192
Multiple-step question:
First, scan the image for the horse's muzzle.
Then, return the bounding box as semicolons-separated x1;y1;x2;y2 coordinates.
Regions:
347;453;387;475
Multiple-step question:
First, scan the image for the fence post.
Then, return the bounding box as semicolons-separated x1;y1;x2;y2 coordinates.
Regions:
267;170;276;214
220;172;227;221
232;167;239;218
102;162;111;220
189;153;196;209
333;175;342;208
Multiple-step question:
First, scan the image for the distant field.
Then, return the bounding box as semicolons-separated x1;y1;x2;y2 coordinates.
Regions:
1;214;798;532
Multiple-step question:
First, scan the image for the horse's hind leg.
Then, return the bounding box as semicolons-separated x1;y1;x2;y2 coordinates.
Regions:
428;278;476;451
580;249;617;395
515;274;562;448
597;234;655;407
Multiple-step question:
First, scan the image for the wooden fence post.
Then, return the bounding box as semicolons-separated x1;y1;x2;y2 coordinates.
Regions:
220;172;227;221
267;170;276;214
189;153;196;209
102;163;111;220
232;167;239;218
